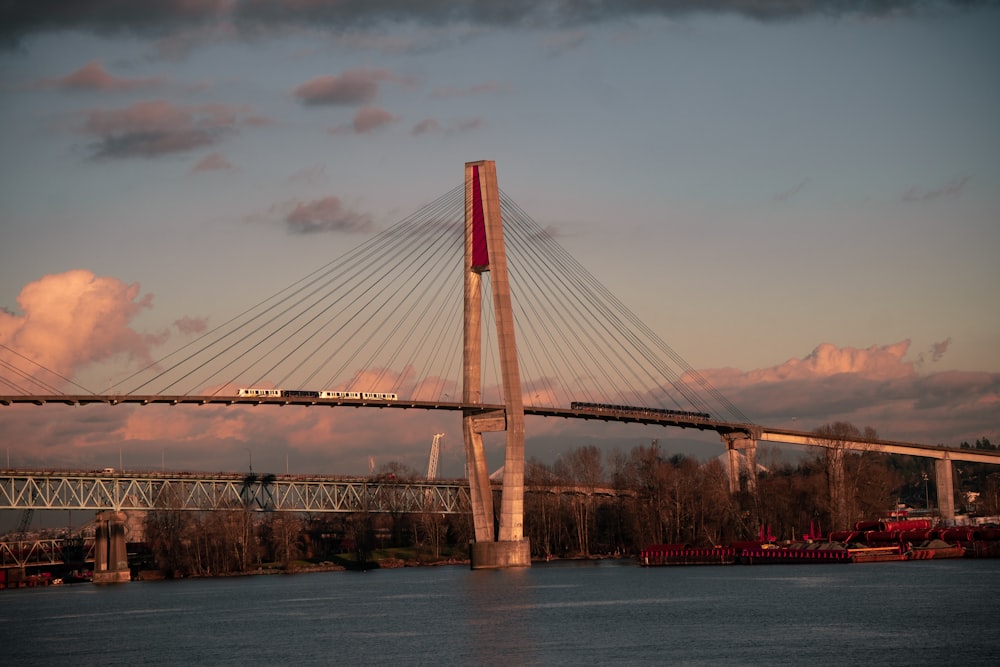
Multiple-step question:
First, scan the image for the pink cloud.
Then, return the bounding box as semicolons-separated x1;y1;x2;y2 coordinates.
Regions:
328;106;397;135
37;60;167;91
190;152;234;172
352;106;395;133
689;340;998;447
694;341;916;389
0;270;160;388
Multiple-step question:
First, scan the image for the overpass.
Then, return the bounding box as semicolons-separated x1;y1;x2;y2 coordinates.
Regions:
717;425;1000;521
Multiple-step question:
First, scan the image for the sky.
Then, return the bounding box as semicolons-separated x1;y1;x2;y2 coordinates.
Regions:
1;0;998;481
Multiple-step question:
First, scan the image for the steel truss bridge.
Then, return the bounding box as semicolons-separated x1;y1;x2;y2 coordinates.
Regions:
1;470;472;515
1;537;95;569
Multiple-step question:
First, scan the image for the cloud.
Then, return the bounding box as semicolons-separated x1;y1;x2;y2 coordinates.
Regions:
80;99;258;159
328;106;397;135
293;71;383;106
292;69;412;107
190;151;234;172
772;178;808;202
411;118;441;136
690;340;998;446
695;341;917;387
4;1;990;48
929;338;951;363
285;196;374;234
429;82;508;99
902;176;969;202
541;29;589;57
174;316;208;335
35;60;167;91
0;270;161;388
288;163;328;185
410;117;483;136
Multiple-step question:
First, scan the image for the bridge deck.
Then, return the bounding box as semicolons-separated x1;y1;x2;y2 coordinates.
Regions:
2;395;996;465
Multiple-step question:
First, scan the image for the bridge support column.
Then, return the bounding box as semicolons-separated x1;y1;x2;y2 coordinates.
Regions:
721;434;757;495
935;457;956;521
92;510;130;584
463;160;530;569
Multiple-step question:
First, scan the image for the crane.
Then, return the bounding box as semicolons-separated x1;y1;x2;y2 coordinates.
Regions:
426;433;444;480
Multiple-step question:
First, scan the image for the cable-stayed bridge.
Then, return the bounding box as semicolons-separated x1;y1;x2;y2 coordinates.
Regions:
2;161;998;569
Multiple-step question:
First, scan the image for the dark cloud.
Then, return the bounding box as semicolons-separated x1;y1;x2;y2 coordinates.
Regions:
3;1;995;47
902;176;970;202
1;0;227;48
410;117;483;136
293;71;383;106
174;316;209;335
81;100;256;159
930;338;951;363
235;1;999;28
285;196;374;234
773;178;808;202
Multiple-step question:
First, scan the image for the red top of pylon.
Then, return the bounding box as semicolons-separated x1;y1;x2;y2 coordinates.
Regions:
471;165;489;270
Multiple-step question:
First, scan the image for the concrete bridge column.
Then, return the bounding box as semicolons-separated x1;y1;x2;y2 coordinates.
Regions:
935;457;956;521
92;510;130;584
721;434;758;495
463;160;530;569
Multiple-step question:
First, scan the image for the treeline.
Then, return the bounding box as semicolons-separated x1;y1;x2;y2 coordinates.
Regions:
141;426;1000;576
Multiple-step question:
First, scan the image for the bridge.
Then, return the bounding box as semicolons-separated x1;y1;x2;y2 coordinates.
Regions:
2;160;999;572
0;469;473;514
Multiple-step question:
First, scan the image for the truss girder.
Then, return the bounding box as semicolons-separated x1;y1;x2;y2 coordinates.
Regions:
0;538;96;568
0;473;471;514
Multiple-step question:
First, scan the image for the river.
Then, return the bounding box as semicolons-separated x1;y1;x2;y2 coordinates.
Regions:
3;559;998;665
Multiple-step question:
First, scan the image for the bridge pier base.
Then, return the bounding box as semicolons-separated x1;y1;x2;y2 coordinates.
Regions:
469;539;531;569
92;510;130;584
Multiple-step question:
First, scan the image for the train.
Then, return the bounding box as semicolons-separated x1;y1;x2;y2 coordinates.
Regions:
570;401;710;421
237;388;398;400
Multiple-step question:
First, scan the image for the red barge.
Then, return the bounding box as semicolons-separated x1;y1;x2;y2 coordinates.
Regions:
641;518;1000;566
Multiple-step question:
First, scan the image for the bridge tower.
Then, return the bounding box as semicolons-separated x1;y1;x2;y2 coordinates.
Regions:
92;510;130;583
463;160;531;568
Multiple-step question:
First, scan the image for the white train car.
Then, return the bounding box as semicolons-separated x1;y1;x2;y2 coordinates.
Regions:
362;392;398;401
238;388;282;398
238;388;399;401
319;390;361;399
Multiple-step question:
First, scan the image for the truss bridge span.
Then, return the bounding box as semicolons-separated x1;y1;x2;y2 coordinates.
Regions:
1;470;472;515
0;469;639;514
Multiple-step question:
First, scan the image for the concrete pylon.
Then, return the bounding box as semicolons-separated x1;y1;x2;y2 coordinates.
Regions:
92;510;131;583
935;456;956;521
721;434;758;495
463;160;530;568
